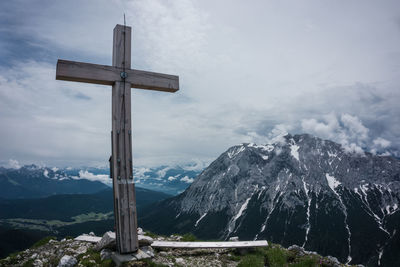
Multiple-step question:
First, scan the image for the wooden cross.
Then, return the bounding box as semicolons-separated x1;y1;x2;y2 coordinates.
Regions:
56;24;179;253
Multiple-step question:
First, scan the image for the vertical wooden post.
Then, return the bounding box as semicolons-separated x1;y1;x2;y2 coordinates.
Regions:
111;24;138;253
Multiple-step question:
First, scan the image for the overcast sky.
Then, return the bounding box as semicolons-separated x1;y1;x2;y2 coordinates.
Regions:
0;0;399;168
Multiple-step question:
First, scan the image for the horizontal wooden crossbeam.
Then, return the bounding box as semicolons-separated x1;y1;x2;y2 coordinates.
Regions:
56;59;179;93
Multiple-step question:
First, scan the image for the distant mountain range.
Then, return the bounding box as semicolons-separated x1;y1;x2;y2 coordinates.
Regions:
140;134;400;266
0;164;201;198
0;165;108;199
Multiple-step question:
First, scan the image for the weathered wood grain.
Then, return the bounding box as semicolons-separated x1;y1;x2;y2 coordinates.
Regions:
129;69;179;92
113;24;131;69
151;240;269;249
56;60;118;85
111;24;138;253
56;59;179;92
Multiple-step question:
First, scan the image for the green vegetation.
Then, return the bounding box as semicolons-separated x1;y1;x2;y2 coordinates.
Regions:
1;212;114;232
22;258;34;267
232;245;336;267
77;248;115;267
140;259;169;267
1;251;20;265
290;255;319;267
237;253;264;267
30;236;56;249
180;233;197;241
265;246;288;266
143;230;160;239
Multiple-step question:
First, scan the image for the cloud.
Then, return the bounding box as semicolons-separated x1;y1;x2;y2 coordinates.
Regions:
373;137;391;149
8;159;20;169
180;176;194;183
74;170;111;185
168;176;177;182
300;113;391;155
157;167;171;178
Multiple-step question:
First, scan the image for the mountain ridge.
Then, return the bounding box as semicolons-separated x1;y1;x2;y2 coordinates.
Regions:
0;165;108;199
140;133;400;266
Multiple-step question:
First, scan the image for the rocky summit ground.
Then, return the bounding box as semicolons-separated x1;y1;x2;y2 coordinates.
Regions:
0;230;364;267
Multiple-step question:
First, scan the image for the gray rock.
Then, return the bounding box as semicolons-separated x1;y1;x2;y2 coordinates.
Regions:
138;234;153;246
33;259;43;267
326;255;341;266
137;227;145;235
95;231;116;251
159;251;169;256
57;255;77;267
111;250;151;265
135;249;151;260
175;257;185;265
100;249;112;260
141;246;155;257
288;245;306;257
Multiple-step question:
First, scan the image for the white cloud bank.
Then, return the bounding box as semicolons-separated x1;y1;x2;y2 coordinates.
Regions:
300;113;391;155
74;170;111;186
8;159;21;169
180;176;194;183
0;0;400;167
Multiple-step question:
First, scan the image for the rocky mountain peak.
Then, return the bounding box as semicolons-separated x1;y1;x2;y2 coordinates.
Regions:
141;133;400;266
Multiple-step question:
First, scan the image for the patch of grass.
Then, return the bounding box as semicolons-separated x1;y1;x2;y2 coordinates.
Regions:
77;248;115;267
290;255;319;267
99;259;115;267
141;259;169;267
30;236;56;249
1;251;21;265
180;233;197;242
238;254;264;267
45;256;60;267
78;248;101;266
265;246;288;267
143;230;158;239
228;253;241;262
22;259;34;267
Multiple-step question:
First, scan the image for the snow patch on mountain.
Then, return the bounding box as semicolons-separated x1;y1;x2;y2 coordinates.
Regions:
302;177;311;247
228;146;245;159
290;144;300;161
195;212;207;227
325;173;341;191
228;196;252;235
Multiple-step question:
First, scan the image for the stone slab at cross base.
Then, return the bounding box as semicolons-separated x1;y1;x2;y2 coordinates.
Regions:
151;240;269;249
111;250;151;267
74;234;102;243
